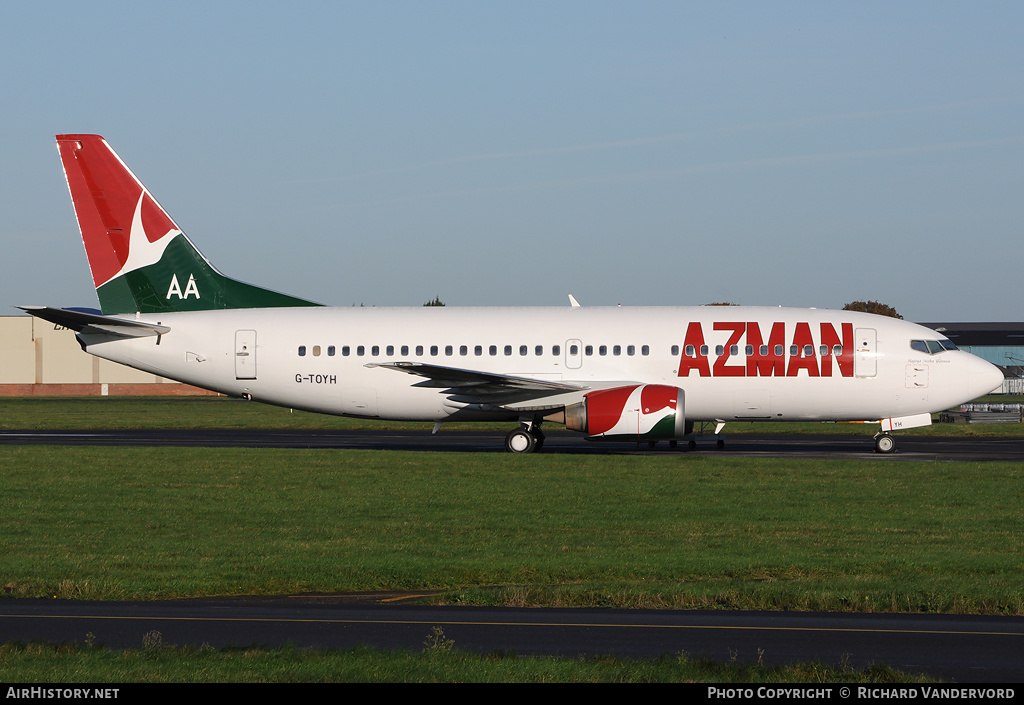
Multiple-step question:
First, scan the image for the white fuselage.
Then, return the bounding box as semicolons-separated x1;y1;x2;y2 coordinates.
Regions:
77;305;1004;427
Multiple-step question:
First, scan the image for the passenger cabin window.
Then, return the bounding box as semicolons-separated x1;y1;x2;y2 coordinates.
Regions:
298;346;306;356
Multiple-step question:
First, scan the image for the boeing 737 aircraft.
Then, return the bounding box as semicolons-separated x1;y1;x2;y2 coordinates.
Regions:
21;134;1004;453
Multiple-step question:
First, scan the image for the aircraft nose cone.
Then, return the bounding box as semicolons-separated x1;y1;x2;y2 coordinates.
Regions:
970;356;1005;399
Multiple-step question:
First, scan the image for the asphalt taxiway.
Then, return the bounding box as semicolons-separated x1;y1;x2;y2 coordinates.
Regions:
1;428;1022;461
1;597;1022;682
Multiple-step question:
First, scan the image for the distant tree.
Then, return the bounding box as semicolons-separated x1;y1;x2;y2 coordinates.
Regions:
842;300;902;319
703;302;738;306
423;296;446;307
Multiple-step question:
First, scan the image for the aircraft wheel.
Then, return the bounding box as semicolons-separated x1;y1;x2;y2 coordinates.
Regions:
505;428;537;454
531;428;545;452
716;439;725;449
688;439;697;450
874;433;896;454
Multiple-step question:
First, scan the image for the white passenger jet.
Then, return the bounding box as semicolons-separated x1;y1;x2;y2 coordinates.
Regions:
21;134;1004;453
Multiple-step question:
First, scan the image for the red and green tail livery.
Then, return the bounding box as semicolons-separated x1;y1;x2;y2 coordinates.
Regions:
56;134;319;314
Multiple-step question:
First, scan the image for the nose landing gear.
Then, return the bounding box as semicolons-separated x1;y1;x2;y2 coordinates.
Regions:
874;432;896;454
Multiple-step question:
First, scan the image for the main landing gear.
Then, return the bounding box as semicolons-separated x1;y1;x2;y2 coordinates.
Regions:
505;423;545;453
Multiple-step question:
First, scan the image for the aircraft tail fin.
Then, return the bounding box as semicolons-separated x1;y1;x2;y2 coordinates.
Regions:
56;134;320;314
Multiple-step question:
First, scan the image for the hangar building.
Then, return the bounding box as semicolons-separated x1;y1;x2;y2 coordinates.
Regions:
0;315;213;396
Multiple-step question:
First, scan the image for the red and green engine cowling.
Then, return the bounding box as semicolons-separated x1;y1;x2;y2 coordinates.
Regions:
564;384;686;441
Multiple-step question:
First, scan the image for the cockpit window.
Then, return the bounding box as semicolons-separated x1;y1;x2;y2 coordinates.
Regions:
911;339;955;355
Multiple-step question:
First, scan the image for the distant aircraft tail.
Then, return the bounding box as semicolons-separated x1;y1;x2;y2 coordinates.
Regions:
56;134;319;314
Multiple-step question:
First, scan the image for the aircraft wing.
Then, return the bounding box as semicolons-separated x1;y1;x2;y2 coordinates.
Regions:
18;306;171;338
365;361;589;406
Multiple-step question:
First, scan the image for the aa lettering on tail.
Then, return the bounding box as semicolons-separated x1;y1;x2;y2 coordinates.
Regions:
166;273;201;300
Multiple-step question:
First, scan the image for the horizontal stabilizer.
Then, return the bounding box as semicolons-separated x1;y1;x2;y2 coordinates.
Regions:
18;306;170;338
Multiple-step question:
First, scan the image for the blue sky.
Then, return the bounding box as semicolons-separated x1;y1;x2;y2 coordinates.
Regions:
2;1;1021;320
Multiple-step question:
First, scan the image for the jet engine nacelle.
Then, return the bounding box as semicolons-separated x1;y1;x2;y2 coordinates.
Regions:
564;384;685;441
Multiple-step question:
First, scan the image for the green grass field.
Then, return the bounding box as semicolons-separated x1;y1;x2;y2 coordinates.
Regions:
1;396;1020;681
2;444;1022;613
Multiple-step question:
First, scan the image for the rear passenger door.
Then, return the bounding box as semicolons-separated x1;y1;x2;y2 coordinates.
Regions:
235;329;257;379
